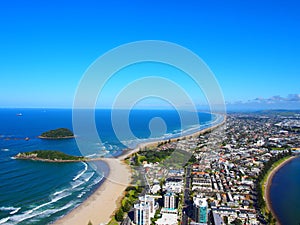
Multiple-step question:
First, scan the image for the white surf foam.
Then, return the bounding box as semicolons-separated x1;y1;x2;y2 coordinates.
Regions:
77;191;86;198
53;188;69;196
51;192;72;203
0;206;21;215
82;172;95;182
71;180;85;189
9;207;21;215
0;217;10;224
72;162;88;181
35;202;74;219
0;206;18;211
9;193;73;223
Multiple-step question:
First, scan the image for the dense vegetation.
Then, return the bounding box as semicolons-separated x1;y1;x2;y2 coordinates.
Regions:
132;147;195;168
113;185;143;222
17;150;85;161
132;148;175;165
40;128;74;139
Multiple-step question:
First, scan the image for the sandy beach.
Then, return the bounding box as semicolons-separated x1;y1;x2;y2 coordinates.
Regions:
54;114;225;225
54;158;131;225
264;156;296;225
118;114;226;160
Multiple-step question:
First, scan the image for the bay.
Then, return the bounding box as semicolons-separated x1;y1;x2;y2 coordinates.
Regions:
0;108;215;224
270;157;300;225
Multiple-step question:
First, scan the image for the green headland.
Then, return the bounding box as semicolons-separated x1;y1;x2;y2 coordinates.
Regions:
15;150;85;162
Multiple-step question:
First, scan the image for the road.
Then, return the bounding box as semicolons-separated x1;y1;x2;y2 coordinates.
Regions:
182;165;191;225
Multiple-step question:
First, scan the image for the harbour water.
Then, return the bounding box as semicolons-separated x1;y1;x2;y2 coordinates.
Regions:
270;156;300;225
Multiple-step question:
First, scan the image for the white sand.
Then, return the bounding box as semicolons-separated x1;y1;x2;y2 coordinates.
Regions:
54;158;131;225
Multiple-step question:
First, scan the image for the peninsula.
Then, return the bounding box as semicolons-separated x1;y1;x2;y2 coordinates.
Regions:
39;128;75;139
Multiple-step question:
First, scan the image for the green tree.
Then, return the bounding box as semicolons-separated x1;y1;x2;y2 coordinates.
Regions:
87;221;93;225
223;216;228;224
115;208;124;222
122;199;131;212
232;218;243;225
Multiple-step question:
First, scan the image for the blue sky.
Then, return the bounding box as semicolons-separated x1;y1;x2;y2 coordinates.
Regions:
0;0;299;110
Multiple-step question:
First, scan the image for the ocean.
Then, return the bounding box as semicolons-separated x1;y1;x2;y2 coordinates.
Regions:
0;108;216;224
270;157;300;225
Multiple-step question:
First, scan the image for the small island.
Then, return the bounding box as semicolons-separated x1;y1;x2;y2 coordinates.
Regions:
15;150;85;162
39;128;75;139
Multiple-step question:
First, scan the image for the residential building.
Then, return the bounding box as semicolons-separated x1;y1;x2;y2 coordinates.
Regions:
164;192;176;209
194;197;208;224
134;202;150;225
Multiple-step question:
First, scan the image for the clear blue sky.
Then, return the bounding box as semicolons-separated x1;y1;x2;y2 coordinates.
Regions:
0;0;299;110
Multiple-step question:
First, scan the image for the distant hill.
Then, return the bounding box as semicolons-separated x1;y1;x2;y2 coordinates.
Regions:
39;128;74;139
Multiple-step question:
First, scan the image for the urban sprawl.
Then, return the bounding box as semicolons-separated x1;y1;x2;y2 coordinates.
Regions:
118;111;300;225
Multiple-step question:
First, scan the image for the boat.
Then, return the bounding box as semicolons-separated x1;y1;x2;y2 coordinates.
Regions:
16;113;23;116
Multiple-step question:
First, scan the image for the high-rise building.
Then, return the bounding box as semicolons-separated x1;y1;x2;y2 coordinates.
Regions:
134;202;151;225
139;195;156;217
134;195;157;225
164;192;176;209
193;197;208;224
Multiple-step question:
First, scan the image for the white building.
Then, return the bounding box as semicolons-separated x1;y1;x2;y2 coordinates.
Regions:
134;195;158;225
156;208;178;225
134;202;151;225
139;195;156;218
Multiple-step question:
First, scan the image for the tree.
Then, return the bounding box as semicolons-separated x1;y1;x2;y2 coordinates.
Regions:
87;221;93;225
115;208;124;222
223;216;228;224
232;218;243;225
122;199;131;212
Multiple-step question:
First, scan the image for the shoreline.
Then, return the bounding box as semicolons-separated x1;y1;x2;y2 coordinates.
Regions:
53;113;226;224
53;158;131;225
118;114;226;160
264;155;297;225
38;135;75;140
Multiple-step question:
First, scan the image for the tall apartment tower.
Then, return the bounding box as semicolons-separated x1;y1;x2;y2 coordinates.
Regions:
134;202;150;225
193;197;208;224
134;195;156;225
139;195;155;217
164;192;176;209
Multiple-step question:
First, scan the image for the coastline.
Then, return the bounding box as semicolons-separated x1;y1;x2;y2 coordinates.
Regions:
118;113;226;160
53;158;131;225
54;113;226;224
264;155;297;225
38;135;75;139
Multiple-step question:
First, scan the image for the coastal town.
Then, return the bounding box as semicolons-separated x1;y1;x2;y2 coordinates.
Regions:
114;111;300;225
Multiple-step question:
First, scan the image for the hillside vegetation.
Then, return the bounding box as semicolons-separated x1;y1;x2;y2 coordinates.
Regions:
40;128;74;139
16;150;85;161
